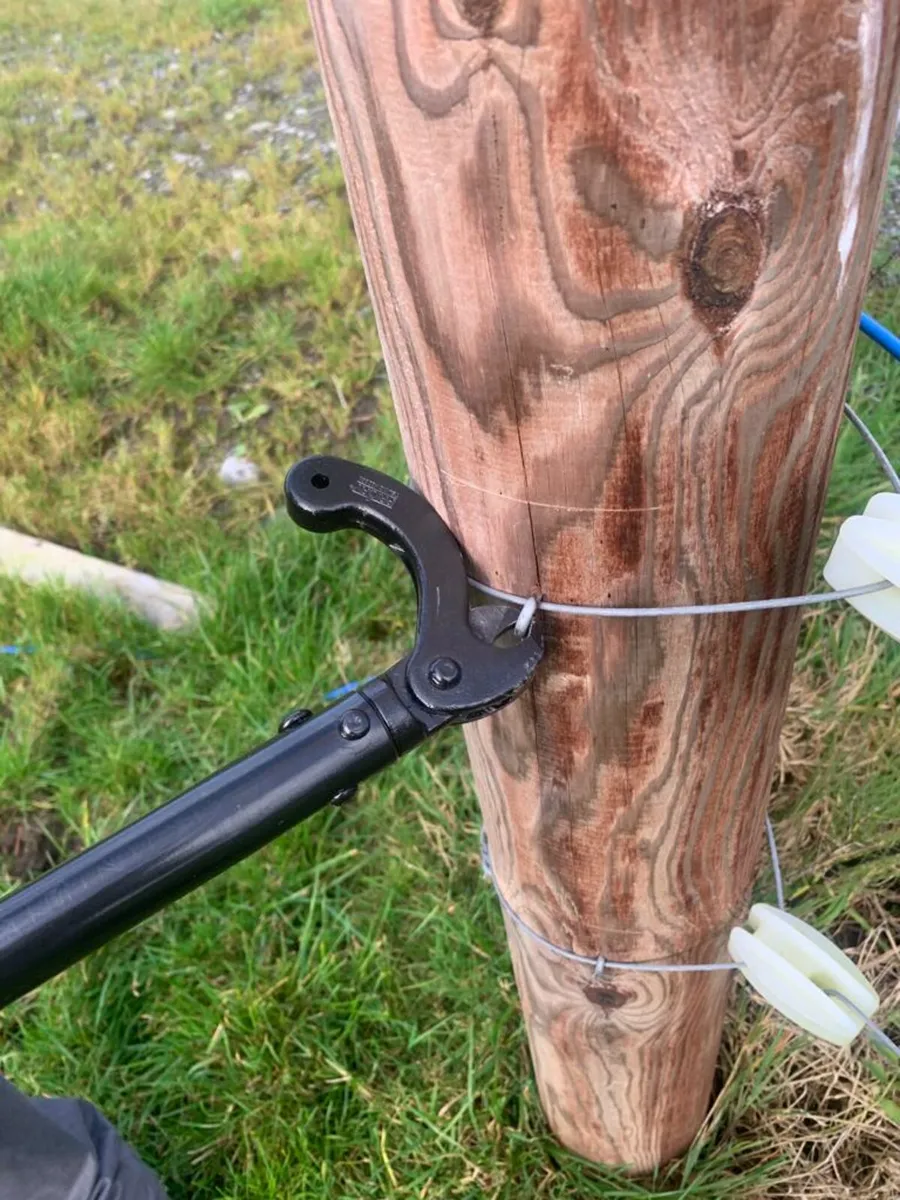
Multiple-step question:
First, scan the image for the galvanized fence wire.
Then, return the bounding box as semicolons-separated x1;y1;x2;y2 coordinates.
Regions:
471;403;897;625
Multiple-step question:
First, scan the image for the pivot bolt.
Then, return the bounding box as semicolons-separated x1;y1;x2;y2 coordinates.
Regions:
339;709;371;740
428;657;462;690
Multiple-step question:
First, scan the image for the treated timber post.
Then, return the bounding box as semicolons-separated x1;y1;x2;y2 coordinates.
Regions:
307;0;900;1169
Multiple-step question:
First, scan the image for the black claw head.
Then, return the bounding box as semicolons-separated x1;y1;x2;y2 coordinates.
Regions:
285;456;542;721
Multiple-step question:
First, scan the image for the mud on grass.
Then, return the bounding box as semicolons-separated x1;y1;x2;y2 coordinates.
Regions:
0;808;81;880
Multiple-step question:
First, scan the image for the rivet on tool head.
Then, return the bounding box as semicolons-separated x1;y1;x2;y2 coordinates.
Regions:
428;657;462;689
339;709;371;740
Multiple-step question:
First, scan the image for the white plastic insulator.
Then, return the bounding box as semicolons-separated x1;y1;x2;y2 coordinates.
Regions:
823;492;900;639
728;904;879;1046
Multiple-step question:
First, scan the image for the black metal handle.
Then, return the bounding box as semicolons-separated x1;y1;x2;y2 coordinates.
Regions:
0;457;542;1012
0;687;407;1010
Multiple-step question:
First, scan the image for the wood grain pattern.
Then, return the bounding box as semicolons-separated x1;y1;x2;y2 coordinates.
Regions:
307;0;900;1169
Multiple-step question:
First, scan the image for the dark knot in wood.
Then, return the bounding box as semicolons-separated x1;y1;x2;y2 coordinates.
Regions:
686;198;764;331
459;0;501;34
583;982;632;1009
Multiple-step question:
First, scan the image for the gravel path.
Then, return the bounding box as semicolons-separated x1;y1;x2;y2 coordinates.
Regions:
1;27;898;261
0;28;335;199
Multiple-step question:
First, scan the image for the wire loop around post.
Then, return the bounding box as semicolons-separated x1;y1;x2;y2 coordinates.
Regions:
480;827;899;1059
472;403;898;622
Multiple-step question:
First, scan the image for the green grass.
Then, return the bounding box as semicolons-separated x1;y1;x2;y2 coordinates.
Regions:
0;0;276;43
0;4;898;1197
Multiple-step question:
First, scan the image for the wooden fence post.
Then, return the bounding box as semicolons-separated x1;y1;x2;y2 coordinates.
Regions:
306;0;900;1170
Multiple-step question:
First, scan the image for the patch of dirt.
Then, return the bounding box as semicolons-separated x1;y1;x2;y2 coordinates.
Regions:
0;810;82;882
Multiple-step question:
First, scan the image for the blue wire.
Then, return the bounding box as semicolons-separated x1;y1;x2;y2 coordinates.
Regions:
323;677;374;701
860;311;900;362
